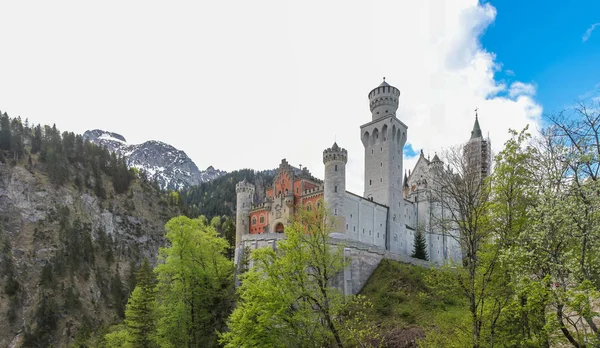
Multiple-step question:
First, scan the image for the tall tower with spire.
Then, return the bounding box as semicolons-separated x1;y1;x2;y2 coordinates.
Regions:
361;79;407;253
464;110;491;180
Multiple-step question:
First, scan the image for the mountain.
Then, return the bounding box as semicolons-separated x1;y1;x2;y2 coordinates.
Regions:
83;129;226;191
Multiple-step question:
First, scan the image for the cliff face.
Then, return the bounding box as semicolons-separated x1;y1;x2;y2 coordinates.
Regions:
0;161;179;348
83;129;226;190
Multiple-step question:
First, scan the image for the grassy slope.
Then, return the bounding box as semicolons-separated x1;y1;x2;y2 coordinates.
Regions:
359;259;468;348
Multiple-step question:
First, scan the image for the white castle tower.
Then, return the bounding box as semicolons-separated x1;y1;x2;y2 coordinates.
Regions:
323;142;347;232
360;79;408;253
235;179;255;264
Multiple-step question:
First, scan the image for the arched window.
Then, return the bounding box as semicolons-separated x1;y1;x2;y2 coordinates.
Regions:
259;215;265;224
252;217;257;225
275;223;284;233
372;128;379;145
362;131;370;147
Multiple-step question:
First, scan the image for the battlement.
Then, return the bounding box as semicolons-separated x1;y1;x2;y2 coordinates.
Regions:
235;179;255;193
323;142;348;164
368;80;400;119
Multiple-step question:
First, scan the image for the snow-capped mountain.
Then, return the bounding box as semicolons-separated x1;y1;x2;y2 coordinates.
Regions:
83;129;226;190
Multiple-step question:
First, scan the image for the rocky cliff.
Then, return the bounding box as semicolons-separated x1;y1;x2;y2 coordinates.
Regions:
0;159;179;347
83;129;226;191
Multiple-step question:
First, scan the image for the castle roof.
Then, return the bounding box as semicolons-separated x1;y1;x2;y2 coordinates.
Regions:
470;115;482;139
331;142;340;151
379;80;390;87
431;153;442;163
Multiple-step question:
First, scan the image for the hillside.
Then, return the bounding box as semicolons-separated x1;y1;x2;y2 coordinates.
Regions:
359;259;468;347
180;168;274;220
0;112;180;347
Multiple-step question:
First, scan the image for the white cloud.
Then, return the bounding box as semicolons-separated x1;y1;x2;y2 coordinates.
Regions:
0;0;542;195
509;82;536;98
505;70;515;76
583;23;600;42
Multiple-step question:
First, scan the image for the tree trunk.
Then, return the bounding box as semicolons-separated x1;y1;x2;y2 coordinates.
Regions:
557;304;581;348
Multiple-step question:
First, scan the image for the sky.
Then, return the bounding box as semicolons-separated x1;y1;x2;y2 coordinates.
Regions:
0;0;598;194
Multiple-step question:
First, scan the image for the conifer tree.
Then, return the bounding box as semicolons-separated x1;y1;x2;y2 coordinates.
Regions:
0;112;12;151
125;259;156;348
411;226;429;261
32;124;42;154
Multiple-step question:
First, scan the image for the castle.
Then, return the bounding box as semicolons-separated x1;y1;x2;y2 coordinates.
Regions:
235;80;491;293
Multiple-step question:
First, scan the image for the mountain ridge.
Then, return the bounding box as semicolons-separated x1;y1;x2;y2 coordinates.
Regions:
83;129;226;190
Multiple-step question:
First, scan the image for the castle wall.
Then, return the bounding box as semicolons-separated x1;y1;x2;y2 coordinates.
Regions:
343;192;387;249
249;209;269;234
239;233;432;296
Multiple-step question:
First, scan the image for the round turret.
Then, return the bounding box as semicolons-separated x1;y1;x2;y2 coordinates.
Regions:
323;142;348;165
368;79;400;120
235;179;255;248
323;142;347;233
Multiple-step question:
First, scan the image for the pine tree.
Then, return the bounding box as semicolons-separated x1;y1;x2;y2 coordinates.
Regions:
411;226;428;261
125;259;157;348
32;124;42;154
0;112;12;151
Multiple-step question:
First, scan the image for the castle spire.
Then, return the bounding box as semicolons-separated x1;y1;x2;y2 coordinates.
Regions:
470;109;482;139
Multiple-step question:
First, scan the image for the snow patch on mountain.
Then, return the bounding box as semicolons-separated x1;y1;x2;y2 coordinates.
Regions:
83;129;226;190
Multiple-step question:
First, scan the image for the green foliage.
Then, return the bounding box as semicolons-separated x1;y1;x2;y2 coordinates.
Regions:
104;324;132;348
154;216;234;347
101;217;234;347
221;205;380;347
411;225;428;261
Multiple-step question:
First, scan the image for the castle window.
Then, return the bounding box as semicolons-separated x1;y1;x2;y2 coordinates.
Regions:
380;178;382;182
380;162;383;167
371;149;374;154
381;147;383;152
354;226;356;231
334;186;337;193
335;164;338;171
369;230;371;235
296;187;299;193
363;229;365;234
377;233;379;238
252;217;257;225
346;224;348;230
334;208;337;215
350;214;352;218
259;215;265;224
369;180;372;185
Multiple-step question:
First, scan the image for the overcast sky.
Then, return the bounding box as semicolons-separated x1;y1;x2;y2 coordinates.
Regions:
0;0;545;194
